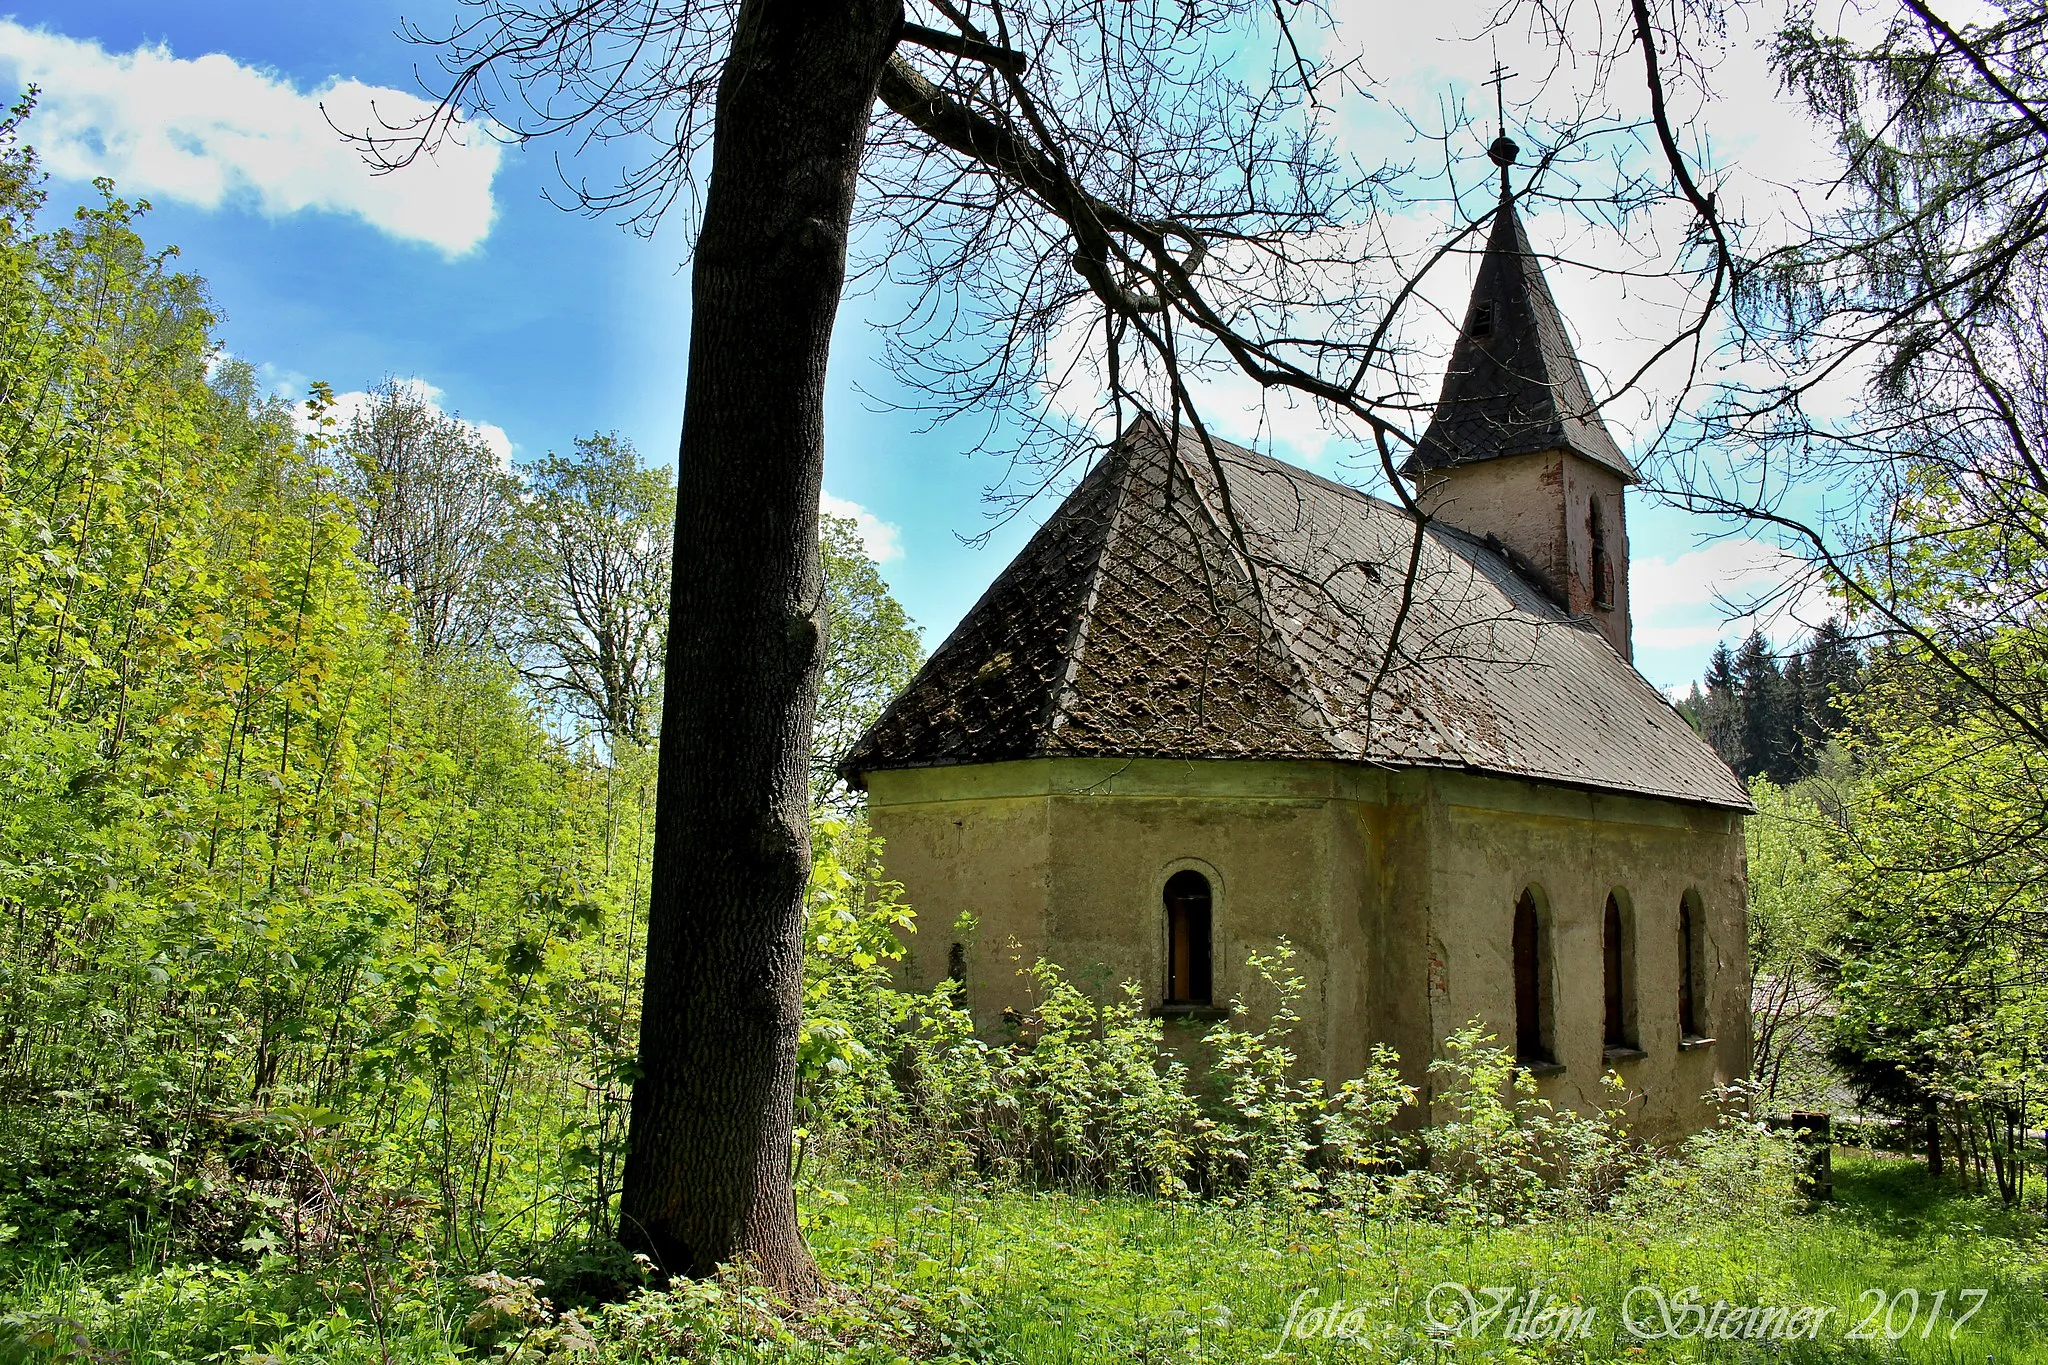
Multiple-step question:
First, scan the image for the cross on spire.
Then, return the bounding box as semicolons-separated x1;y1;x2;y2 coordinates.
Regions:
1483;62;1521;195
1486;61;1515;139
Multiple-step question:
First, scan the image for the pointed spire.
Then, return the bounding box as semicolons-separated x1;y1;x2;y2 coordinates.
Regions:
1406;192;1635;482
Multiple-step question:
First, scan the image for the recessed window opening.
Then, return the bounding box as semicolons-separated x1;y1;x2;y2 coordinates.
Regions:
1589;498;1614;609
1470;301;1496;338
1512;888;1554;1064
1164;870;1214;1006
1679;891;1706;1039
1602;893;1637;1050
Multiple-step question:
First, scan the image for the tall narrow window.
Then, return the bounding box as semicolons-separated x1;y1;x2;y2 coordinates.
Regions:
1589;498;1614;609
1678;891;1705;1039
1164;870;1213;1005
1512;889;1552;1063
1470;301;1495;338
1602;893;1636;1050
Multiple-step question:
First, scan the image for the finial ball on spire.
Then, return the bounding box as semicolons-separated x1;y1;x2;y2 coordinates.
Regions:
1488;134;1520;168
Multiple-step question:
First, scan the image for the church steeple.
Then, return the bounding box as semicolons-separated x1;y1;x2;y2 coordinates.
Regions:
1404;160;1638;662
1407;192;1634;480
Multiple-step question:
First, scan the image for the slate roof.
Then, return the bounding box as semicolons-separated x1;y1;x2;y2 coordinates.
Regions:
1407;193;1636;481
842;422;1748;810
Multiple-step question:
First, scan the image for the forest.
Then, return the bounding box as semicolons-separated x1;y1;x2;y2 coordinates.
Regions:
4;0;2048;1353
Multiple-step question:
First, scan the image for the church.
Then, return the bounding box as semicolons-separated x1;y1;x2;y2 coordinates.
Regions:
840;191;1751;1134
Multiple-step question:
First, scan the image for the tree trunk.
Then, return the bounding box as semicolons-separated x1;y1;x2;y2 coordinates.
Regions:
1925;1101;1943;1180
619;0;902;1299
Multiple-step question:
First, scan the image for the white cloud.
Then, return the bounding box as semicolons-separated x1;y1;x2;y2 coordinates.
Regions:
0;21;502;254
1631;537;1834;653
821;493;904;563
316;378;515;469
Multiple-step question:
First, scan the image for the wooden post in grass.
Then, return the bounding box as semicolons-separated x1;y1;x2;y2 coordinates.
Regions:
1767;1112;1834;1201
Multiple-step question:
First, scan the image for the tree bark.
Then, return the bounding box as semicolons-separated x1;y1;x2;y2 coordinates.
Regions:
619;0;902;1298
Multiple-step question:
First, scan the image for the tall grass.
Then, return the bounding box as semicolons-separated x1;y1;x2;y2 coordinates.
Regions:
3;1153;2041;1363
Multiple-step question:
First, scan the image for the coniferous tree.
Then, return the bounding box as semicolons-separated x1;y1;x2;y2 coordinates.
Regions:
1802;617;1862;744
1695;623;1863;782
1699;641;1748;775
1782;651;1811;778
1734;630;1789;783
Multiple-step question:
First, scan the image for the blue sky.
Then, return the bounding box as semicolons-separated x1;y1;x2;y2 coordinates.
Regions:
1;1;1839;692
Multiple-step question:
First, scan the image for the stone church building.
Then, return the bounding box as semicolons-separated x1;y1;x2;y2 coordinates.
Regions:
841;195;1751;1133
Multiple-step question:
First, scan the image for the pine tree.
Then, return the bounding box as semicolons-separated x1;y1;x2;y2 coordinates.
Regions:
1692;621;1864;784
1738;630;1811;783
1800;617;1862;747
1782;652;1811;777
1699;641;1747;775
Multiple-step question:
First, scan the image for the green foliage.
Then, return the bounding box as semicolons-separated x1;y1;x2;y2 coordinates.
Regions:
798;931;1754;1234
1747;1;2048;1208
501;434;672;748
1395;1023;1635;1224
812;512;921;807
0;113;945;1286
1822;657;2048;1202
1746;775;1852;1110
7;1155;2042;1363
0;127;650;1266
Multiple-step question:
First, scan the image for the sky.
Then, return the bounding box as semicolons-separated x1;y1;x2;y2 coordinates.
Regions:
0;0;1855;692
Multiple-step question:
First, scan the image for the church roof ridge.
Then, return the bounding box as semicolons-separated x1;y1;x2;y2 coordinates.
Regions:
1407;193;1636;481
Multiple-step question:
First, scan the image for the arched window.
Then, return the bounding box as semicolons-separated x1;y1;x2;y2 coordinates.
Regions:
1679;891;1706;1039
1164;870;1213;1006
1512;888;1553;1064
1589;498;1614;609
1602;893;1637;1051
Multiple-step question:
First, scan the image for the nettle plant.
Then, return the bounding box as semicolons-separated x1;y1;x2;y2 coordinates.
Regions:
795;919;1787;1222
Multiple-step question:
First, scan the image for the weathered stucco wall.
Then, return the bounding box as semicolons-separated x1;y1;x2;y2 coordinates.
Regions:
1558;456;1632;661
864;757;1748;1136
1415;449;1569;594
1410;771;1748;1136
1413;446;1633;662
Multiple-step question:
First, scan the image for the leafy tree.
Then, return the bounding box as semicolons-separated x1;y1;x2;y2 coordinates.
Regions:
813;513;921;807
1682;0;2048;761
338;378;516;656
1821;679;2048;1202
1745;777;1848;1110
505;434;674;749
1683;0;2048;1190
0;124;653;1261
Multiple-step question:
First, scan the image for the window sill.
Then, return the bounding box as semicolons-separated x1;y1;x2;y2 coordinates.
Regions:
1602;1045;1647;1064
1152;1004;1231;1022
1519;1058;1566;1077
1678;1035;1717;1052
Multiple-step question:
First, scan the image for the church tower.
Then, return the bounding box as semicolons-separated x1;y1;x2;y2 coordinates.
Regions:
1405;179;1636;661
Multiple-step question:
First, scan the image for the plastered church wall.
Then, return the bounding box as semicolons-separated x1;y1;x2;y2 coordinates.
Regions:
864;755;1748;1137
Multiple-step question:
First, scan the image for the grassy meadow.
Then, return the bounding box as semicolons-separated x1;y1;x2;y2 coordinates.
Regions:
2;1151;2042;1364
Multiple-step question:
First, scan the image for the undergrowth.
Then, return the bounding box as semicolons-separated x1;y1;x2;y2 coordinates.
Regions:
1;1153;2041;1363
